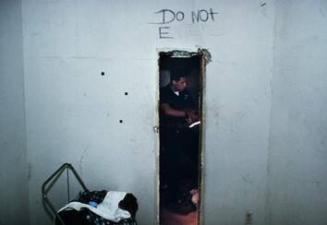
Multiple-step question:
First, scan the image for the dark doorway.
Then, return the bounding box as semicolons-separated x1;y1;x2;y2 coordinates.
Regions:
159;51;203;225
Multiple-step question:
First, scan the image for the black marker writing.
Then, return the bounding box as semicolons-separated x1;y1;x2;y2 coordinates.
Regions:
192;8;218;23
151;8;219;39
159;26;173;39
154;9;185;24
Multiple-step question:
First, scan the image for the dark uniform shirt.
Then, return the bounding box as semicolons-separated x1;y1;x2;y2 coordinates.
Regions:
160;85;195;129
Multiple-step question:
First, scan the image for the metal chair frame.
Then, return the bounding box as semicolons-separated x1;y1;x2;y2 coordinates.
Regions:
41;163;89;225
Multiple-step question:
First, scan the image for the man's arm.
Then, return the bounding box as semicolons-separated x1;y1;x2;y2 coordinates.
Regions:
160;103;199;123
160;103;186;118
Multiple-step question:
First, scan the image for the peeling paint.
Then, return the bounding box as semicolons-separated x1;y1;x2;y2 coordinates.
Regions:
198;48;212;64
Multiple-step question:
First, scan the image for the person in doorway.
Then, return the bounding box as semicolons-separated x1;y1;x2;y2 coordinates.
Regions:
159;69;200;214
159;69;198;128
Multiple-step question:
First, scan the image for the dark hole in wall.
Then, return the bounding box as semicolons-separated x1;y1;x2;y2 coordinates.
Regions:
159;52;202;225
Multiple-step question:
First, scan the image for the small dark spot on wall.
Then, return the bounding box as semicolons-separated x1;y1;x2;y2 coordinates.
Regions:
101;71;105;76
125;92;128;95
260;2;266;7
119;120;123;123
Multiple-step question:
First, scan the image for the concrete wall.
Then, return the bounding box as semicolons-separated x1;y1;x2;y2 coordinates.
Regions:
267;1;327;225
0;1;29;225
22;1;158;224
202;1;274;225
0;0;326;225
21;1;275;224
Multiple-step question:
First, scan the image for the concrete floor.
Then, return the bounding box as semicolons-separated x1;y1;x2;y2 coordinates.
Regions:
161;208;199;225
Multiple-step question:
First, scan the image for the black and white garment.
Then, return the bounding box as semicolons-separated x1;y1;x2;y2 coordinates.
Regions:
56;190;138;225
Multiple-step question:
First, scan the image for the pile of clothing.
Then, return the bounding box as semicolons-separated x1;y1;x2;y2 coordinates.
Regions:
56;190;138;225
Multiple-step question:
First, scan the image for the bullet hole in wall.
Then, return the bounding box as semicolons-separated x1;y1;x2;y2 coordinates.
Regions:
119;120;123;123
101;72;105;76
125;92;128;95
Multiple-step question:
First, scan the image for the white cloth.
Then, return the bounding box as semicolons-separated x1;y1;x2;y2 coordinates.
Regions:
58;191;131;222
173;91;180;96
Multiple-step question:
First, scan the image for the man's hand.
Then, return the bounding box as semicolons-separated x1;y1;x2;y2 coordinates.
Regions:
185;109;199;124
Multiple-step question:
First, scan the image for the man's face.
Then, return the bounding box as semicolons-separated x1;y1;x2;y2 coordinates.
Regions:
172;77;187;92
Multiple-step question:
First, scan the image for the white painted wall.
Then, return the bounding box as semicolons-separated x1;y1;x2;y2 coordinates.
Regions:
22;1;158;224
0;0;326;225
21;1;275;224
0;1;29;225
267;1;327;225
202;1;274;225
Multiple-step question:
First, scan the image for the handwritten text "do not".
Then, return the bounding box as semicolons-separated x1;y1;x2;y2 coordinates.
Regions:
151;8;218;39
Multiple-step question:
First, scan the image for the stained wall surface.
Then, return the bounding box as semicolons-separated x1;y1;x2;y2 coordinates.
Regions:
0;1;29;225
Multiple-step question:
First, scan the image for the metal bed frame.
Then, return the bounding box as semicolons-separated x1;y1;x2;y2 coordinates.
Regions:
42;163;89;225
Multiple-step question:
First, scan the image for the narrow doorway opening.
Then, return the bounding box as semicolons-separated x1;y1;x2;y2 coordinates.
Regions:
158;51;203;225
